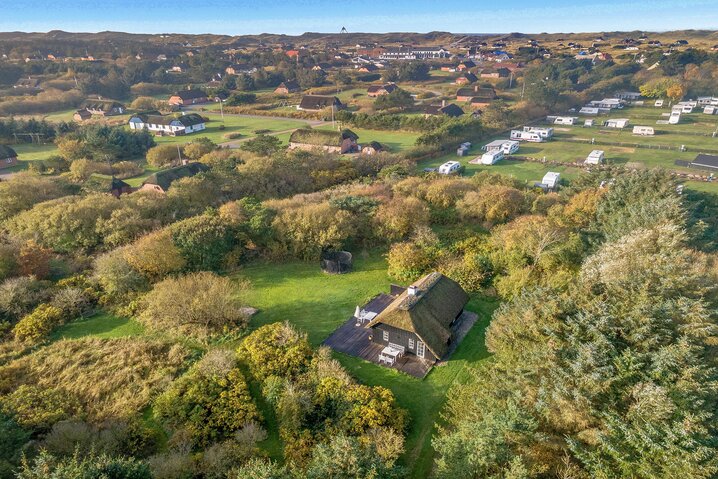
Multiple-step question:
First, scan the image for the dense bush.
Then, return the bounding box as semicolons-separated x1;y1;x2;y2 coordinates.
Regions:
139;272;250;340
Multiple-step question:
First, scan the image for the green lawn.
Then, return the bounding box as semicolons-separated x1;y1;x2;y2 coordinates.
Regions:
51;312;145;340
151;114;310;146
237;254;390;346
315;125;420;153
235;254;498;479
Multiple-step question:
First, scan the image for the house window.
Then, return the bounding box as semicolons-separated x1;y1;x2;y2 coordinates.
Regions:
408;338;414;350
382;330;389;342
417;341;426;358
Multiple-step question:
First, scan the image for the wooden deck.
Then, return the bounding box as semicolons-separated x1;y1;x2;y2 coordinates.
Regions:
323;293;435;378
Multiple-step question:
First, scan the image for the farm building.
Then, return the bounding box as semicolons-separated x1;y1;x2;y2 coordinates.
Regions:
80;99;126;116
585;150;605;165
424;103;464;117
128;112;206;136
288;128;359;154
438;161;462;175
297;95;344;111
139;163;209;194
632;126;655;135
361;141;385;155
603;118;630;129
168;89;209;106
274;81;300;94
689;154;718;171
0;145;18;169
367;83;398;97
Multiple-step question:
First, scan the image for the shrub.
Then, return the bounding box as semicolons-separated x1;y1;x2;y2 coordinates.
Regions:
154;351;259;446
238;322;313;380
17;450;151;479
94;248;148;299
139;272;250;340
0;276;50;325
146;144;182;168
0;338;190;423
1;384;80;430
13;304;65;343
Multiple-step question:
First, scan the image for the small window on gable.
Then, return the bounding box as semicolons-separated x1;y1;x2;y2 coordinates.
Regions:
408;338;415;349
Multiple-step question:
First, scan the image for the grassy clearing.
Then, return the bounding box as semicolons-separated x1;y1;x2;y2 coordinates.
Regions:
151;114;310;146
315;125;420;153
235;253;497;479
236;253;390;346
51;312;145;340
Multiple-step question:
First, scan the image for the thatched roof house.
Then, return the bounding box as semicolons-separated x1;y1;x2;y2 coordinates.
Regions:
0;145;18;169
139;162;209;194
288;128;359;154
365;272;469;361
80;99;126;116
297;95;344;111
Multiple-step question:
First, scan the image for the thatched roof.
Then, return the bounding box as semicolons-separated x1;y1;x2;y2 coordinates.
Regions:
298;95;343;110
81;99;125;112
0;145;17;159
142;162;209;191
289;128;358;146
365;272;469;359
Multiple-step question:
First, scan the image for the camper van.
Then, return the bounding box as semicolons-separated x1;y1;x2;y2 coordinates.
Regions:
523;126;554;139
480;150;504;165
438;161;462;175
632;126;655;136
669;112;681;124
553;116;576;125
542;172;561;189
579;107;600;115
510;130;543;142
483;140;519;155
585;150;605;165
704;106;717;115
603;118;630;129
655;99;664;107
675;103;694;114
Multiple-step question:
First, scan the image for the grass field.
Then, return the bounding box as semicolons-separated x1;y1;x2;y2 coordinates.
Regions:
152;113;310;146
51;312;145;340
235;253;497;479
315;125;420;153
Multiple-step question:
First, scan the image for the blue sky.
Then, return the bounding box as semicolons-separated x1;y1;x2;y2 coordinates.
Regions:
0;0;716;35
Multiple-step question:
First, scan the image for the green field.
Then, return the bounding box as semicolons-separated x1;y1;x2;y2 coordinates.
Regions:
315;125;420;153
152;114;310;146
51;312;145;340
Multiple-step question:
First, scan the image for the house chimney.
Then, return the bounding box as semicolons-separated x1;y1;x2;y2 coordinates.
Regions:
441;99;446;107
474;85;479;92
407;285;419;296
